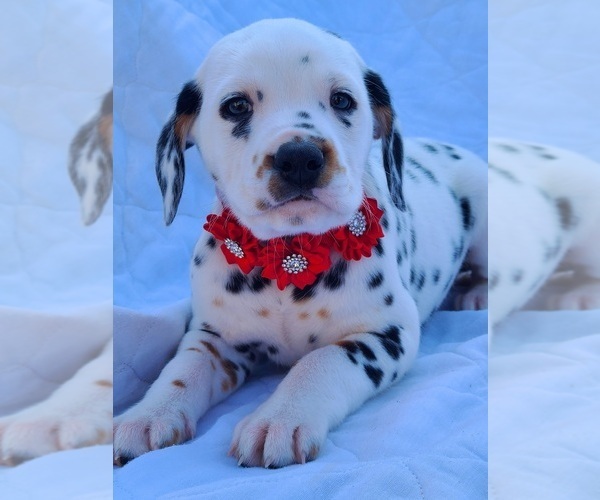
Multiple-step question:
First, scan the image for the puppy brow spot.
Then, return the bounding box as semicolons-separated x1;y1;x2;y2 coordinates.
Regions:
172;379;186;388
257;90;264;102
95;379;112;387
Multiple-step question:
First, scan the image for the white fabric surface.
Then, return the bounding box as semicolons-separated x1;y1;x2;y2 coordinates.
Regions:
489;1;600;498
113;1;487;498
0;1;112;497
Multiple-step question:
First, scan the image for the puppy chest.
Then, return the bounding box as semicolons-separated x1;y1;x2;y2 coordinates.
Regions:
191;249;402;363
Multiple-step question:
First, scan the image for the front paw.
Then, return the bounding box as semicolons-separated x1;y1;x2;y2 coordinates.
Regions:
230;398;327;468
113;405;196;466
0;411;110;466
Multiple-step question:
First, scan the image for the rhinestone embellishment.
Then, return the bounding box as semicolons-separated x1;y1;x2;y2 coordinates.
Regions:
281;254;309;274
224;238;244;259
347;210;367;236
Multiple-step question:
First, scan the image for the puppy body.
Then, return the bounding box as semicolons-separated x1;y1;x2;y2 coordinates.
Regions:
489;139;600;325
114;19;487;467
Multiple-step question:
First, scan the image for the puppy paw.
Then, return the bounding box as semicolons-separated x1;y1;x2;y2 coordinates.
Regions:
546;280;600;310
455;282;488;311
0;410;110;466
230;399;327;468
113;405;195;466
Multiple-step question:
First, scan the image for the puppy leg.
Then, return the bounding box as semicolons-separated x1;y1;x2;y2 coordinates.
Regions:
231;305;419;468
113;328;254;465
0;338;112;465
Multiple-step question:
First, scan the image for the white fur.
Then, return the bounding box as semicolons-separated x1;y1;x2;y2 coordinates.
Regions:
114;19;487;468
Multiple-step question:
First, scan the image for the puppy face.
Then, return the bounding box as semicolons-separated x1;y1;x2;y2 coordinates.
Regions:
157;19;402;239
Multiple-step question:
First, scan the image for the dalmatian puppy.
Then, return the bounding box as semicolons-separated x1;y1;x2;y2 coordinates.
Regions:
489;139;600;328
113;19;487;468
0;91;113;465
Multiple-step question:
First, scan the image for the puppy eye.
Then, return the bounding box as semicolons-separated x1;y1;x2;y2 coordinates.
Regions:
221;96;252;118
330;92;355;112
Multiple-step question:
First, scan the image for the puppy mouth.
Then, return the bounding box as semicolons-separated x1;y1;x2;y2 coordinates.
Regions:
273;193;317;208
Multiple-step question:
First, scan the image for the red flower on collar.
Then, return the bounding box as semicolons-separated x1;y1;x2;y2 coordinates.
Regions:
326;197;385;260
203;197;383;289
260;234;331;290
203;208;260;274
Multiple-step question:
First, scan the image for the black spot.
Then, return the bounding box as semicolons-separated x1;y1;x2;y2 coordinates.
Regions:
391;371;398;381
396;250;403;265
368;325;403;360
356;341;377;361
407;157;438;184
498;143;519;153
323;260;348;290
193;254;204;266
423;143;438;153
452;239;465;261
460;197;474;230
318;101;326;111
347;353;357;364
308;334;318;344
511;269;524;283
374;239;384;256
232;118;251;140
368;271;384;289
384;294;394;306
540;153;557;160
415;272;426;291
432;269;441;283
241;364;251;378
556;198;576;230
225;270;246;293
268;346;279;355
234;343;251;353
301;55;310;64
338;116;352;128
292;276;322;301
364;365;384;388
410;229;417;254
257;90;263;102
295;123;314;129
206;236;216;249
402;241;408;257
250;274;271;293
384;325;401;344
490;164;520;183
381;214;389;230
410;268;415;284
325;29;343;39
247;351;256;362
298;111;311;119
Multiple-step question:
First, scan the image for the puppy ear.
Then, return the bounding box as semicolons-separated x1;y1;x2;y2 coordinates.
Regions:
156;81;202;225
363;70;405;210
68;89;113;226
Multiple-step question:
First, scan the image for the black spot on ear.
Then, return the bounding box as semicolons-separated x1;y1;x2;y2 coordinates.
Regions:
384;294;394;306
364;364;384;388
556;198;576;230
460;197;474;230
193;254;204;266
301;55;310;64
368;271;384;289
206;236;216;249
257;90;264;102
323;260;348;290
176;81;203;116
225;270;247;293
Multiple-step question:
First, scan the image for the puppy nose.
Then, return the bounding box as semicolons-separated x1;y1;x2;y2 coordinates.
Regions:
273;141;324;188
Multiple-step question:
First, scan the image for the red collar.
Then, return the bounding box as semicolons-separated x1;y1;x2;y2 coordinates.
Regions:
203;197;384;290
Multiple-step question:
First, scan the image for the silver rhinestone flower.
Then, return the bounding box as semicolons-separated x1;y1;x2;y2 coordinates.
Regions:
224;238;245;259
281;253;309;274
347;211;367;236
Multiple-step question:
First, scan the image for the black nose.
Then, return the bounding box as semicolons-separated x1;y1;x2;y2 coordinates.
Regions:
273;141;324;189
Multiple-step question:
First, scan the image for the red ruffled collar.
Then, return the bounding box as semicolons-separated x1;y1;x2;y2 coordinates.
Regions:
203;197;384;290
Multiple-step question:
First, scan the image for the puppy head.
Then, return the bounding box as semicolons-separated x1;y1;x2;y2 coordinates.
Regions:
157;19;402;239
69;89;113;225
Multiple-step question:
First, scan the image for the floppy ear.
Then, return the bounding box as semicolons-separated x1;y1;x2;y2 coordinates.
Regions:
363;70;405;210
68;89;113;226
155;81;202;225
